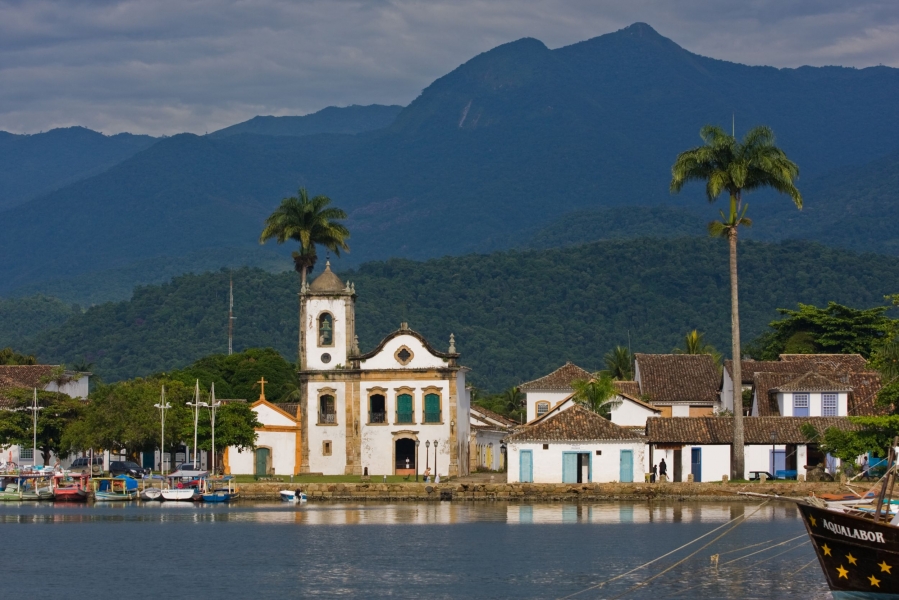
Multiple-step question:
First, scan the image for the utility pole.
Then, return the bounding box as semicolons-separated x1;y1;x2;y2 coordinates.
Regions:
228;275;235;355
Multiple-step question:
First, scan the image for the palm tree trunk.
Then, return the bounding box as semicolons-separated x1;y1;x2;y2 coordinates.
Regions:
298;267;307;367
728;227;745;480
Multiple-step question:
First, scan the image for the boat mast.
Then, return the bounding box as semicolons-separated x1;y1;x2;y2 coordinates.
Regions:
228;275;234;356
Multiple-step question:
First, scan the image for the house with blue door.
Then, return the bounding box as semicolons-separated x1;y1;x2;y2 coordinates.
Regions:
504;405;646;483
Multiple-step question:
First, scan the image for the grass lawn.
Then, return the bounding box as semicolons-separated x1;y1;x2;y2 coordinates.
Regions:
231;474;428;484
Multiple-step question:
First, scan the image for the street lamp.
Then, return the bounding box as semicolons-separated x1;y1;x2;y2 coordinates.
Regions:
154;385;172;473
770;430;778;478
415;440;420;482
425;440;430;477
433;440;439;477
196;383;222;474
25;388;43;468
186;379;202;468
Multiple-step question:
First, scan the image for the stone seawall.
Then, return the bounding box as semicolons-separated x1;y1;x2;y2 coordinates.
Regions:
237;481;850;501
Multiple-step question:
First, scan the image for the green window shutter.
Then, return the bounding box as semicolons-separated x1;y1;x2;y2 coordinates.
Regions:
397;394;413;413
425;393;440;423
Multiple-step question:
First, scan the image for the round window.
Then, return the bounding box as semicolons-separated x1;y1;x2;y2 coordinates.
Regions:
321;353;332;364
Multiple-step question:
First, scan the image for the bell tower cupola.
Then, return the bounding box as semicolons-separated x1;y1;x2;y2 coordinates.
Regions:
299;261;356;371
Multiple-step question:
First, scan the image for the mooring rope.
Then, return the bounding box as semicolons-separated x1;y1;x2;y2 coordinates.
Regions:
556;500;771;600
719;533;807;566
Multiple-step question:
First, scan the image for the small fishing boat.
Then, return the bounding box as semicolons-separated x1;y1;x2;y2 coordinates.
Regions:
279;489;307;503
0;475;54;501
161;469;207;501
52;473;90;502
139;475;165;501
202;476;239;503
92;476;139;501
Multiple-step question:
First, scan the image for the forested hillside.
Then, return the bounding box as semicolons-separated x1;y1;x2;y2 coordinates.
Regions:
209;104;403;138
1;23;897;295
13;237;899;391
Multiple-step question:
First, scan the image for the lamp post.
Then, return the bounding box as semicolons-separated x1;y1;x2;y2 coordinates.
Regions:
27;388;43;468
770;431;778;478
186;380;202;468
197;383;221;474
154;385;172;473
415;440;420;482
425;440;430;476
433;440;439;477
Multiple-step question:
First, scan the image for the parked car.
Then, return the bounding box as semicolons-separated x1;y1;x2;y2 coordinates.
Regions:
109;461;150;478
748;470;775;481
70;457;104;475
176;462;202;472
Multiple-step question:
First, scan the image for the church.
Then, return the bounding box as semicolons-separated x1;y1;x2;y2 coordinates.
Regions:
294;262;471;477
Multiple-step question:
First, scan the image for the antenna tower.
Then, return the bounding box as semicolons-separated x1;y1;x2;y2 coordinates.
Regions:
228;275;234;355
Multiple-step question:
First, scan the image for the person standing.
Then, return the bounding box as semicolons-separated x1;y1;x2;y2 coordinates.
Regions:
651;464;658;483
861;455;869;479
659;458;668;482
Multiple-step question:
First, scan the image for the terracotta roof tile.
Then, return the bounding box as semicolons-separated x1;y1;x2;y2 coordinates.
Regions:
752;372;798;417
519;363;592;391
470;405;518;429
613;381;641;397
727;355;869;384
634;354;719;404
779;354;868;372
774;372;852;393
0;365;58;389
845;372;886;416
506;405;642;442
276;403;300;417
646;416;860;445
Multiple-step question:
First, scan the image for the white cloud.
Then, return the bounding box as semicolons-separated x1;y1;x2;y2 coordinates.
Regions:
0;0;896;135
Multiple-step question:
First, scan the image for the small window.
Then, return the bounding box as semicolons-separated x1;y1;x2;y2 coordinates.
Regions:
318;313;333;347
395;346;414;366
19;446;33;460
793;393;810;417
822;394;838;416
319;394;336;424
424;393;441;423
536;402;550;417
323;441;332;456
595;450;602;456
542;444;549;450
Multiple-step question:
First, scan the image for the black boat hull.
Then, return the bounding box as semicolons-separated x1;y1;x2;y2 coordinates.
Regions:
799;503;899;599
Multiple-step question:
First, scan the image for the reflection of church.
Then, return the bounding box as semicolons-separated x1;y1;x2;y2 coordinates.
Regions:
298;262;470;477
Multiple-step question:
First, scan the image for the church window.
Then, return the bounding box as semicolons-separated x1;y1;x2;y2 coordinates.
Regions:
424;392;441;423
394;346;414;366
318;313;334;347
323;441;332;456
536;402;550;417
396;393;414;424
369;392;387;424
321;353;331;364
319;394;336;424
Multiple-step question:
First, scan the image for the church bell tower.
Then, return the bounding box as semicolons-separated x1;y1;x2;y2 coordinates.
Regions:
299;261;356;371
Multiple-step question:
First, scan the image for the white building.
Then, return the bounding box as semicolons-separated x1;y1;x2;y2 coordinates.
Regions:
296;262;470;477
633;354;719;417
505;405;646;483
519;362;592;422
226;400;301;476
470;405;517;471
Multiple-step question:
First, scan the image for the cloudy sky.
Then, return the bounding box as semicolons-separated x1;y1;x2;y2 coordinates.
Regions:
2;0;897;136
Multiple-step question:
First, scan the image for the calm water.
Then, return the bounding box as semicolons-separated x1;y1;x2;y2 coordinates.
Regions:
0;501;828;599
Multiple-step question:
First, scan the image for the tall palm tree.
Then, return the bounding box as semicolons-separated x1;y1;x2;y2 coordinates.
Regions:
671;125;801;480
604;346;634;380
571;374;621;418
259;188;350;289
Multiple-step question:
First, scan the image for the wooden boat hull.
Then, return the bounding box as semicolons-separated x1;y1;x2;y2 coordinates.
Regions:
53;488;89;502
161;488;198;502
799;502;899;599
202;491;235;503
141;487;163;501
280;490;307;503
94;490;138;501
0;490;53;501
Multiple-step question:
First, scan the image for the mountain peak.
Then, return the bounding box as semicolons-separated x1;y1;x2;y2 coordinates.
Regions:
617;22;662;38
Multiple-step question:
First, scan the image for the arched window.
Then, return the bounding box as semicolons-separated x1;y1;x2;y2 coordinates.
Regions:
396;391;414;424
536;401;550;417
318;313;334;347
319;394;336;424
368;389;387;424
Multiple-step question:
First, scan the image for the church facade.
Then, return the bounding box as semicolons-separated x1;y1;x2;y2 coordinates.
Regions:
298;262;470;477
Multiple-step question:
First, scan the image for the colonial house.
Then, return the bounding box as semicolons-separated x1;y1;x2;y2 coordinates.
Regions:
633;354;720;416
469;405;517;471
0;365;90;467
646;416;859;482
530;390;660;430
505;405;646;483
226;400;301;476
296;262;470;478
520;362;592;422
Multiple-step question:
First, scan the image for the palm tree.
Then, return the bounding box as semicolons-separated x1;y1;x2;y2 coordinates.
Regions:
671;125;801;480
672;330;722;365
259;188;350;289
501;386;524;418
571;374;621;418
604;346;634;380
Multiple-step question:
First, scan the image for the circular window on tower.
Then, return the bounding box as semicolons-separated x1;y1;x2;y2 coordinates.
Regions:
321;353;332;364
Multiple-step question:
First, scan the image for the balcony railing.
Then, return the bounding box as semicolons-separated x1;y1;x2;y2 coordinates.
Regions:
396;411;414;424
369;411;387;424
424;411;441;424
318;412;336;424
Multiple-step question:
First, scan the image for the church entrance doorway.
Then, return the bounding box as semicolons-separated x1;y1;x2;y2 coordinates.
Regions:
395;438;416;476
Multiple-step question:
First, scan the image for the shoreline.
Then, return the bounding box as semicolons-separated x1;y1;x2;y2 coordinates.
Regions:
235;481;853;502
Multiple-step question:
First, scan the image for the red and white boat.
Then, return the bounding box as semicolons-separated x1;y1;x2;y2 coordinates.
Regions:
52;473;90;502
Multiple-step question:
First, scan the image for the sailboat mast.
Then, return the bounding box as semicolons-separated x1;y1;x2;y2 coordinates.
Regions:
228;276;234;356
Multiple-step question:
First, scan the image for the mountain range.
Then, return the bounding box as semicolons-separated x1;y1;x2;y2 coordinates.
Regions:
1;22;898;299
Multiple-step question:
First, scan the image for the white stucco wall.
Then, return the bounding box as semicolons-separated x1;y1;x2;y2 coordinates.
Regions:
651;443;816;482
305;297;350;370
525;391;571;422
608;396;659;427
776;391;848;417
671;404;690;417
360;334;450;370
473;430;505;471
307;381;349;475
45;375;90;399
507;441;646;483
227;402;299;475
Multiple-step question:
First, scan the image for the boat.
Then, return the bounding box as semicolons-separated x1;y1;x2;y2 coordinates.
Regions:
202;476;239;503
52;473;90;502
0;475;54;501
279;489;307;503
140;475;165;501
92;476;139;501
161;469;207;501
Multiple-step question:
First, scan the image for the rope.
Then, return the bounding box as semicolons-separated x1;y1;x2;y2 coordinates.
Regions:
554;503;769;600
719;533;807;566
711;538;774;556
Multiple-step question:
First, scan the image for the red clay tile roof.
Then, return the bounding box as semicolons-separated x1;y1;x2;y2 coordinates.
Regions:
470;405;518;429
618;392;662;413
774;372;853;393
845;372;886;416
506;404;642;442
725;360;810;384
727;355;869;384
0;365;58;389
634;354;719;404
276;403;300;417
752;372;799;417
519;362;592;391
613;381;641;397
779;354;868;372
646;416;859;445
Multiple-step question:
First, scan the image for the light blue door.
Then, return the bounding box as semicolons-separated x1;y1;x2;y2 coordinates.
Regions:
620;449;634;483
562;453;578;483
691;448;702;482
771;450;786;476
520;450;533;483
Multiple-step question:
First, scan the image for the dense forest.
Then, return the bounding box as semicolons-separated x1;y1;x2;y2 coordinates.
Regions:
6;236;898;391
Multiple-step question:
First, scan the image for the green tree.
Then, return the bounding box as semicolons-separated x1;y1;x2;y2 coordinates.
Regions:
604;346;634;380
571;374;621;418
672;330;722;365
259;188;350;289
195;402;259;454
0;347;37;365
165;348;297;402
802;416;899;463
671;124;802;479
0;388;84;465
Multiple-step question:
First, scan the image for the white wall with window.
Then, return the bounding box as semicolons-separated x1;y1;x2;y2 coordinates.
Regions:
777;391;848;417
